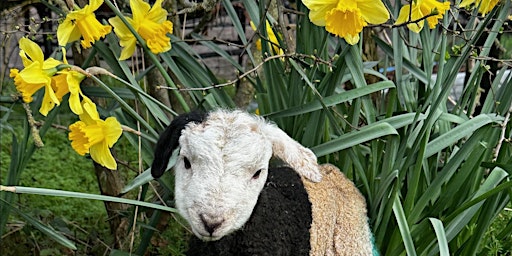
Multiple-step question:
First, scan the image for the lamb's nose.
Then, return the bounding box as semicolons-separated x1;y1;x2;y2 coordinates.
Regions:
200;214;224;236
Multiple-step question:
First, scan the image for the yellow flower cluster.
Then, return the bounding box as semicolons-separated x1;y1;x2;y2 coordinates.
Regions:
56;0;174;59
10;38;122;170
10;0;177;170
10;38;87;116
300;0;502;38
109;0;174;60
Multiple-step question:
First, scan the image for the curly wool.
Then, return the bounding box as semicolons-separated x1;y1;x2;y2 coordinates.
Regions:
302;164;376;255
186;166;312;256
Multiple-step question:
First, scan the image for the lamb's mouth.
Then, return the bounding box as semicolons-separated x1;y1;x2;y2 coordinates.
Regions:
198;234;222;241
193;228;224;241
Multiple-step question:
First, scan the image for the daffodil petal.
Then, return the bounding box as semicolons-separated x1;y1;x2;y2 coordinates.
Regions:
19;37;44;64
39;84;60;116
90;141;117;170
104;117;123;147
18;62;51;84
119;38;138;60
357;0;390;25
302;0;337;12
325;7;365;42
396;4;424;33
147;0;168;24
67;71;87;115
130;0;152;24
51;73;70;101
57;18;82;46
308;6;334;26
459;0;473;7
58;0;111;47
344;33;360;45
81;99;100;123
87;0;104;11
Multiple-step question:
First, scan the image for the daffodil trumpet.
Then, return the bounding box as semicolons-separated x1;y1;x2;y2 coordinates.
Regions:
57;0;112;48
301;0;390;45
108;0;173;60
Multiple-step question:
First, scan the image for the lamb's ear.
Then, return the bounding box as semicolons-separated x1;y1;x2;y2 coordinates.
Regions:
151;111;206;178
262;123;322;182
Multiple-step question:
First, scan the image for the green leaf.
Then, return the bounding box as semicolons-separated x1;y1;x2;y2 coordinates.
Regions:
442;168;509;243
3;199;77;250
393;196;417;256
267;81;395;118
429;218;449;256
424;114;503;158
121;147;180;194
1;186;177;213
311;122;398;157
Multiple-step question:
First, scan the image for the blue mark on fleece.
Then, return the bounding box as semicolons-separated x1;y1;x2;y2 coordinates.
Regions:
371;232;380;256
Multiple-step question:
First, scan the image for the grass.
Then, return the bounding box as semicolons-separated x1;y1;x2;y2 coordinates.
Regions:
1;127;112;255
0;126;191;255
480;207;512;255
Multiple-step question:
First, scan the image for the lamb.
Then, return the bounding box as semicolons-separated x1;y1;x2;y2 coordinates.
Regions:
151;109;378;255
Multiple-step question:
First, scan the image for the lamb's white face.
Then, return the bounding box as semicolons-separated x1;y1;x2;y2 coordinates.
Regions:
175;112;273;241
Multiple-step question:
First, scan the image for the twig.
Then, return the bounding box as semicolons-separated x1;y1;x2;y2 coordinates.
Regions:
494;110;510;161
22;102;44;148
176;0;219;15
1;222;25;240
157;53;334;91
372;12;440;29
129;101;144;254
121;125;141;136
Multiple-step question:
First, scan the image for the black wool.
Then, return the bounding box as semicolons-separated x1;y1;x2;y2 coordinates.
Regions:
151;111;207;178
186;167;312;256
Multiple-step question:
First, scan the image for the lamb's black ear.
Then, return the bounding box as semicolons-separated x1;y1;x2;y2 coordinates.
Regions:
151;111;206;178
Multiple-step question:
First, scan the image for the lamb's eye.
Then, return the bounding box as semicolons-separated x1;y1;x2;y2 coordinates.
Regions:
183;157;191;169
252;169;262;179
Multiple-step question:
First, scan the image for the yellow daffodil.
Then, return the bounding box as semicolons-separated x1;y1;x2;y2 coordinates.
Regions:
109;0;173;60
9;37;62;116
69;99;123;170
460;0;500;16
51;48;89;115
57;0;112;48
301;0;389;45
395;0;451;33
250;20;284;55
52;70;88;115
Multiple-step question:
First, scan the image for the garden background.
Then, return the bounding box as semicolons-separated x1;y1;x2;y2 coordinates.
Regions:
1;0;512;255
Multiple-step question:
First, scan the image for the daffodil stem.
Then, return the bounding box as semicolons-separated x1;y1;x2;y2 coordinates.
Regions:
22;102;44;148
56;63;73;71
0;185;178;213
88;75;159;138
102;0;190;113
84;67;177;116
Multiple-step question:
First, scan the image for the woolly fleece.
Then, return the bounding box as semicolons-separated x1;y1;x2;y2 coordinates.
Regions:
302;164;374;255
186;166;312;256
